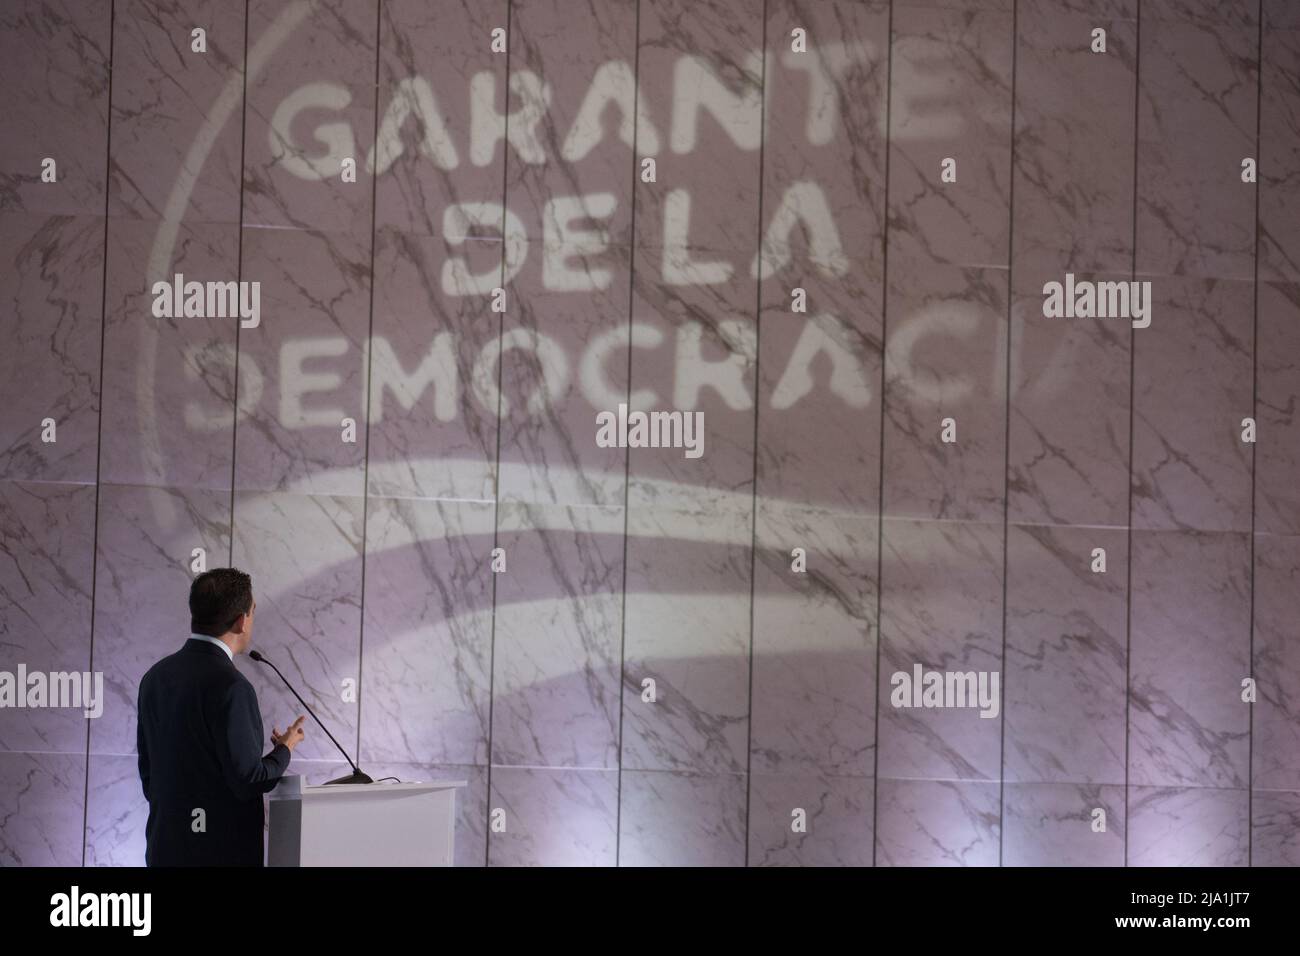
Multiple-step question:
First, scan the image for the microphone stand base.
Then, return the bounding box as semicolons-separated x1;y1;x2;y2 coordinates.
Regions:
322;769;374;786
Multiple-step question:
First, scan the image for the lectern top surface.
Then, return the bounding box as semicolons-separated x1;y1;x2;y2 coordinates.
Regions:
272;780;469;799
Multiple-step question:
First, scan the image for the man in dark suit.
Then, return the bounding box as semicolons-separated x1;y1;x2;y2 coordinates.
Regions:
137;568;305;866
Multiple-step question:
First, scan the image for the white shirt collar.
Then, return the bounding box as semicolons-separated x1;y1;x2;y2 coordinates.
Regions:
190;633;234;662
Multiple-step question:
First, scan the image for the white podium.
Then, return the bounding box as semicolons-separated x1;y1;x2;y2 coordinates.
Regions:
267;778;465;867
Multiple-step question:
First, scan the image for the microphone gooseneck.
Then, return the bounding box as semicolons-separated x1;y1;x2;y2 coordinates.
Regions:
248;649;373;786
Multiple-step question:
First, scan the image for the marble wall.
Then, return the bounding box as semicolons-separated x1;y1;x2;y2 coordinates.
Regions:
1;0;1297;866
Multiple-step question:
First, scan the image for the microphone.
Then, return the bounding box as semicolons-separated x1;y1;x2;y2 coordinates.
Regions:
248;649;372;786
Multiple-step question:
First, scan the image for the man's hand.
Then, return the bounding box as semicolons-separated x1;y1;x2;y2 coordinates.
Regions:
271;715;306;752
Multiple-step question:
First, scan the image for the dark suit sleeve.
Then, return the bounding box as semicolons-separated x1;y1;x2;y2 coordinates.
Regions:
136;684;151;802
217;678;291;800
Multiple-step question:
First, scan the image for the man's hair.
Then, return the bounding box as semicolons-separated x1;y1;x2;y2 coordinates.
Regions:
189;568;253;637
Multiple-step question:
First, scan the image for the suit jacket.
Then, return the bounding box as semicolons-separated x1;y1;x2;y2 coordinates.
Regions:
137;639;290;866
